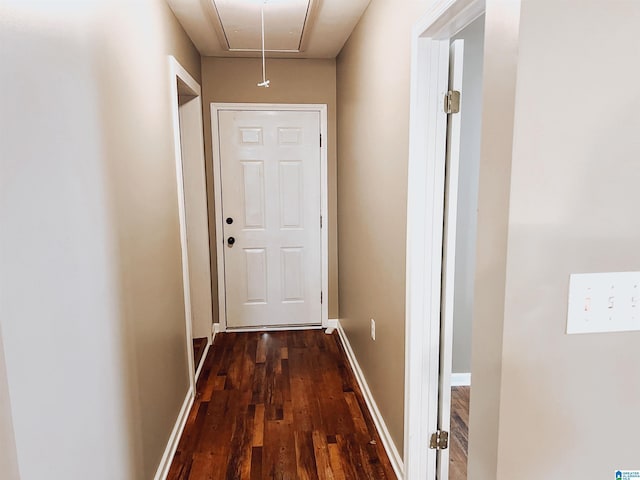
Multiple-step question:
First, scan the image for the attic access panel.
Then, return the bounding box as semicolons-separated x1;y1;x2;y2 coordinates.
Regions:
213;0;312;52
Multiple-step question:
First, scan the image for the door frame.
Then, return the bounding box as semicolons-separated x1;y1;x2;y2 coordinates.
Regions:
169;56;205;393
403;1;484;478
158;56;212;480
210;103;329;332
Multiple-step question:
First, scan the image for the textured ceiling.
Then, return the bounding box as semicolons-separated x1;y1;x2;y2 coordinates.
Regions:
215;0;310;52
165;0;371;58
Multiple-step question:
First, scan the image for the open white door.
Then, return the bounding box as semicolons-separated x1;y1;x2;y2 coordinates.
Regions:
436;38;464;479
404;2;484;478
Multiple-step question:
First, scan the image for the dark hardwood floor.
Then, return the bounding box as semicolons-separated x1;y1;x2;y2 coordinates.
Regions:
449;386;470;480
168;329;397;480
193;337;207;371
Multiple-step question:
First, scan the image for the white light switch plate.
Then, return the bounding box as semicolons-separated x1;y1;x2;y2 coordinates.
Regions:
567;272;640;334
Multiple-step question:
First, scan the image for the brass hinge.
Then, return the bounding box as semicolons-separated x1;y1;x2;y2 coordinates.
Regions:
444;90;461;114
429;430;449;450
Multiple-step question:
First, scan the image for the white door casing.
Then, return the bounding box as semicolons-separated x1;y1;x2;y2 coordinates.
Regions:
436;38;464;480
212;105;328;330
168;57;200;395
404;1;484;478
160;56;206;480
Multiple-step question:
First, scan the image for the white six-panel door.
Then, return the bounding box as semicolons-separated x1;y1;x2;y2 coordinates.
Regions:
217;109;322;329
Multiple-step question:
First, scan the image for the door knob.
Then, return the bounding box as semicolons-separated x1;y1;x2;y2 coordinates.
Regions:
227;236;235;246
226;217;233;225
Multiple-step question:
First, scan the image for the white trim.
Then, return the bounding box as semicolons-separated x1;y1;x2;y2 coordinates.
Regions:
414;0;485;40
451;373;471;387
169;56;201;96
404;33;450;480
404;2;485;479
335;321;404;479
194;322;220;381
194;340;210;383
153;387;194;480
225;325;323;333
324;318;338;334
168;56;200;394
210;103;329;332
165;58;214;480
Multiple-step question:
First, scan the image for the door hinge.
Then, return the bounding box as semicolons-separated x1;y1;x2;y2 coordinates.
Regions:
320;133;322;147
321;291;323;304
444;90;461;114
320;215;323;228
429;430;449;450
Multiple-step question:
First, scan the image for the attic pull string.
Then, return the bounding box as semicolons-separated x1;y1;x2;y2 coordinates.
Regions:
257;0;270;87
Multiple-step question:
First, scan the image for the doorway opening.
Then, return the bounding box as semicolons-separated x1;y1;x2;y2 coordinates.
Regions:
404;1;485;479
157;56;215;480
169;57;214;384
210;103;329;332
444;14;485;480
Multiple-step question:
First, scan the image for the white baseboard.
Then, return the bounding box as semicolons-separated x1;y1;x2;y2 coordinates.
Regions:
154;387;194;480
194;324;218;383
325;318;339;334
194;341;210;383
156;324;218;477
451;373;471;387
335;321;404;479
225;325;323;334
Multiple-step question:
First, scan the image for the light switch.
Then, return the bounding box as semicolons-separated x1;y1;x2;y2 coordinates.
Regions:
567;272;640;334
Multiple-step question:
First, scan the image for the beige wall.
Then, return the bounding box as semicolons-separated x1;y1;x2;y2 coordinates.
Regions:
200;57;339;320
96;4;202;474
336;0;432;455
495;0;640;477
467;0;521;478
0;0;201;477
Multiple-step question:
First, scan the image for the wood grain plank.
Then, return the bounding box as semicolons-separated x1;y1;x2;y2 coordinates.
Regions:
263;418;296;480
295;430;320;480
224;403;254;480
450;386;470;480
188;453;219;480
167;330;398;480
250;446;262;480
311;430;335;480
253;403;265;447
327;442;346;480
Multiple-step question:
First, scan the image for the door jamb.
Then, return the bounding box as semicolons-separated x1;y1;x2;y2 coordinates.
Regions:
168;56;207;394
210;103;329;332
404;1;485;478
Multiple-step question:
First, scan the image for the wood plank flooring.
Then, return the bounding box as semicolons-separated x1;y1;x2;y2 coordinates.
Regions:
449;386;470;480
168;330;397;480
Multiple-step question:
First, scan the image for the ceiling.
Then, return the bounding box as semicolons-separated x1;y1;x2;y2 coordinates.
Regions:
166;0;371;58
